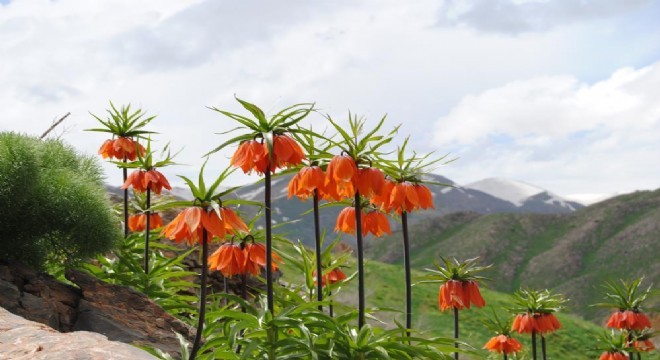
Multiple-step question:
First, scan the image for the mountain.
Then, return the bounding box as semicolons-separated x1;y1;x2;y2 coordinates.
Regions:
230;173;584;246
465;177;583;211
365;188;660;322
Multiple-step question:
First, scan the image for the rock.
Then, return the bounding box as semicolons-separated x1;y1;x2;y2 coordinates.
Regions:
0;306;157;360
65;269;195;357
0;260;195;358
0;260;80;331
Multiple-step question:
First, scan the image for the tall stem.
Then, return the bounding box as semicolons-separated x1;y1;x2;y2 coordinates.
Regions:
401;211;412;335
122;162;129;238
354;191;365;328
223;276;228;306
503;352;508;360
453;306;459;360
144;188;151;274
329;289;334;317
236;273;248;354
265;166;274;314
313;190;323;311
627;334;634;360
531;331;537;360
189;230;208;360
541;335;547;360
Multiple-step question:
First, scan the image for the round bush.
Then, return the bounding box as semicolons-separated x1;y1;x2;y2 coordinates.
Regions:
0;132;120;269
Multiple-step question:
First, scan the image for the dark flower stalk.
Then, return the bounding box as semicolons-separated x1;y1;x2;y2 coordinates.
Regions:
453;306;459;360
189;230;208;360
531;330;537;360
541;335;547;360
265;166;274;314
313;189;323;311
144;188;151;273
401;210;412;335
123;162;129;238
354;191;365;328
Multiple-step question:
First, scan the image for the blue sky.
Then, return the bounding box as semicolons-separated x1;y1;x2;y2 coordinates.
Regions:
1;0;659;202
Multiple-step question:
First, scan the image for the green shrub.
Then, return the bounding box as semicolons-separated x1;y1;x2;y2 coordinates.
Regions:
0;132;120;269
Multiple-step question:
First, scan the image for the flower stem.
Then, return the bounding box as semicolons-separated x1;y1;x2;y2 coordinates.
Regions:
453;306;459;360
541;335;547;360
503;353;508;360
144;188;151;274
401;211;412;336
223;276;228;307
329;289;334;317
189;230;208;360
313;189;323;312
236;273;248;354
354;191;365;328
531;330;537;360
265;166;274;315
122;161;129;238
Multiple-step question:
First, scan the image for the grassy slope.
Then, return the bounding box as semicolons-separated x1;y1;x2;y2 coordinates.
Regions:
365;189;660;322
281;258;613;359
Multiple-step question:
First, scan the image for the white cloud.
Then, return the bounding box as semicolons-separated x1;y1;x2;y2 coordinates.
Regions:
0;0;659;196
436;0;653;34
434;62;660;194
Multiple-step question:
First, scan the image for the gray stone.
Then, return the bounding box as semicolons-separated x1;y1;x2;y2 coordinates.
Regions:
0;306;157;360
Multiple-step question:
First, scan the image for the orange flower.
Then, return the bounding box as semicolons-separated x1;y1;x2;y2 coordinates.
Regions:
416;184;434;210
121;169;172;195
511;313;535;334
464;280;486;308
483;334;522;354
633;339;655;352
536;313;561;334
325;155;358;200
607;310;652;330
511;313;561;334
370;179;394;212
438;280;485;311
599;352;628;360
363;211;391;237
220;207;249;234
335;207;364;235
98;137;145;161
270;134;306;169
314;268;347;286
231;140;268;174
287;166;325;200
389;182;421;214
244;242;281;275
231;135;304;174
357;167;385;199
128;213;163;232
208;243;245;277
161;207;246;245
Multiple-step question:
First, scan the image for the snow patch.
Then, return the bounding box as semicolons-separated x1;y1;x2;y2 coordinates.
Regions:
564;193;615;206
465;177;544;206
240;187;264;201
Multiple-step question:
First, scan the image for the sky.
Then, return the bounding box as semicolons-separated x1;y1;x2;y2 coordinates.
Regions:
1;0;659;202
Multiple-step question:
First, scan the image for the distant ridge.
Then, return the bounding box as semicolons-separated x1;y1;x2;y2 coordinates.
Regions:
365;188;660;321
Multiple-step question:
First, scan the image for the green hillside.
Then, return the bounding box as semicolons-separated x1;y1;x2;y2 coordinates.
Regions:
365;189;660;322
280;258;612;359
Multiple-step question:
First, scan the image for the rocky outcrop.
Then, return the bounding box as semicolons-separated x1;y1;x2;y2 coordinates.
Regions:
0;261;80;332
0;306;157;360
65;268;195;355
0;260;194;358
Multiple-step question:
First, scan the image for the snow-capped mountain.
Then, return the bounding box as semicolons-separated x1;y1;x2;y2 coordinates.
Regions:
106;174;585;247
465;178;547;206
465;178;581;211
